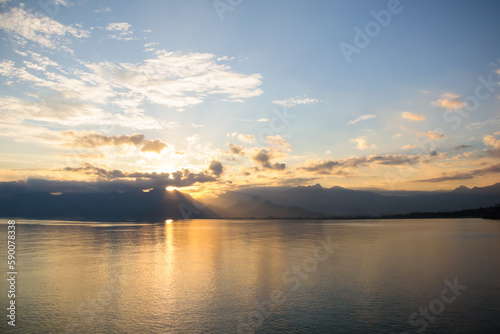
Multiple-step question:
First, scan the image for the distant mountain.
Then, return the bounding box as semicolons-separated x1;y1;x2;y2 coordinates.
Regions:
213;195;320;219
2;182;499;221
451;183;500;195
0;188;216;221
211;183;500;216
379;205;500;220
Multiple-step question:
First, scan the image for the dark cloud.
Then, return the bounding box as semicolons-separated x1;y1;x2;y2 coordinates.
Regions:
208;160;224;176
454;145;473;151
483;148;500;158
0;171;219;197
60;163;222;185
228;143;245;156
251;149;286;170
0;162;225;196
301;154;420;174
140;139;168;153
368;155;421;166
65;131;145;147
414;163;500;183
62;163;126;179
64;131;169;154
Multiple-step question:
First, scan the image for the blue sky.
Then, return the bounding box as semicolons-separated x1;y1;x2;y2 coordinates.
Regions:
0;0;499;196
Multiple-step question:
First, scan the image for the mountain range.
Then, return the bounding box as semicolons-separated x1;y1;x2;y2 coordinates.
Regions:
0;188;216;221
1;183;499;221
210;183;500;218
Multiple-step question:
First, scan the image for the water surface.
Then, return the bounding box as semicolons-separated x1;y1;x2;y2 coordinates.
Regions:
1;218;499;333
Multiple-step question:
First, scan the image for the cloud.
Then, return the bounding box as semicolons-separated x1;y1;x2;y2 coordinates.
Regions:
431;93;466;110
227;143;245;156
392;134;402;139
414;163;500;183
483;135;500;149
348;114;376;125
453;145;473;151
0;4;90;52
272;94;320;107
61;163;127;179
228;132;255;143
0;50;262;135
83;50;262;108
250;149;286;170
466;116;500;130
267;135;291;151
59;162;222;185
94;6;111;14
140;139;168;154
105;22;131;32
419;130;445;140
144;42;159;52
257;118;269;122
64;132;145;147
350;136;376;150
105;22;135;41
301;154;421;175
208;160;224;176
402;144;418;149
402;111;426;121
62;131;167;154
0;162;224;195
0;95;162;130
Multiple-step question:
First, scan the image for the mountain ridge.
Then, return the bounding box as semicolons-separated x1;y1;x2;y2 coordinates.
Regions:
1;183;499;221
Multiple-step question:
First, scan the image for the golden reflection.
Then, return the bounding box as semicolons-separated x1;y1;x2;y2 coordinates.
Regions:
165;219;173;224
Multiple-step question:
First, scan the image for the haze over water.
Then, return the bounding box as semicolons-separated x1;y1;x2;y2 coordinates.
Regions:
1;218;499;333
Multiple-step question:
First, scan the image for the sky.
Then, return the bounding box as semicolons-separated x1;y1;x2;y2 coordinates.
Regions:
0;0;500;197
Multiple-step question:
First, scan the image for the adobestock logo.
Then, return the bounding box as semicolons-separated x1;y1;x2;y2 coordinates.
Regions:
340;0;414;64
401;277;467;334
236;236;339;333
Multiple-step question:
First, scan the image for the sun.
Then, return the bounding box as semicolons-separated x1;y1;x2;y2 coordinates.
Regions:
166;186;176;192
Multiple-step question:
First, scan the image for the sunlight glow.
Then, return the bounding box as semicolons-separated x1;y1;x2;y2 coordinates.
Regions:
165;219;173;224
166;186;176;192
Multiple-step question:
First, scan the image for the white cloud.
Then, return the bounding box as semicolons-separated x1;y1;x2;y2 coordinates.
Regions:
84;50;263;108
0;50;263;114
431;93;466;110
419;130;445;140
272;94;320;107
104;22;135;41
228;132;256;143
267;135;291;151
105;22;131;32
0;95;163;129
94;6;111;14
483;135;500;149
350;136;376;150
0;4;90;52
348;114;376;125
402;111;426;121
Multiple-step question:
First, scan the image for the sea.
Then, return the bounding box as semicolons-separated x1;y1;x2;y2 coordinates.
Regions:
1;218;499;333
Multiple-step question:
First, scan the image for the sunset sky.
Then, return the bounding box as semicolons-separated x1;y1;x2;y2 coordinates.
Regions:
1;0;499;197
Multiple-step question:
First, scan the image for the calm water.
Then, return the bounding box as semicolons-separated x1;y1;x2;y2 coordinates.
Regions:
1;218;499;333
